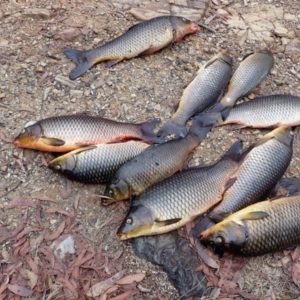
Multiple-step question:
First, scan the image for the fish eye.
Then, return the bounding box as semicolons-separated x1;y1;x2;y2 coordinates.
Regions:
126;218;132;225
182;17;187;22
21;129;25;134
55;165;61;170
215;236;223;244
108;189;114;197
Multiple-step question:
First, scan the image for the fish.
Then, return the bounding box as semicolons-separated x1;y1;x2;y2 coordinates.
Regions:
219;49;274;108
103;117;212;205
221;94;300;129
200;195;300;256
199;94;300;129
157;52;233;139
13;115;163;152
48;141;149;184
117;139;248;240
191;126;293;236
63;16;198;80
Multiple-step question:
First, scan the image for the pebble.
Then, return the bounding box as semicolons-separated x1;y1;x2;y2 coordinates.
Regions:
70;89;83;98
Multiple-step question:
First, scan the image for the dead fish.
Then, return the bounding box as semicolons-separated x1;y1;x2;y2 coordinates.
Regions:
117;139;247;240
14;115;162;152
48;141;149;184
200;94;300;129
191;127;293;236
63;16;198;80
219;49;274;108
103;117;212;205
200;195;300;256
157;52;232;139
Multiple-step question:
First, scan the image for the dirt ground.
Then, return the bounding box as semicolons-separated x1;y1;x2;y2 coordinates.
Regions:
0;0;300;299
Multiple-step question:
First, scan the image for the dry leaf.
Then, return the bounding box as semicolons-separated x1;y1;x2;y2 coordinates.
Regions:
7;284;33;296
0;131;12;143
104;217;123;226
110;289;134;300
195;240;219;269
116;273;145;285
54;28;81;41
6;198;36;209
86;270;126;297
19;269;38;289
45;221;66;241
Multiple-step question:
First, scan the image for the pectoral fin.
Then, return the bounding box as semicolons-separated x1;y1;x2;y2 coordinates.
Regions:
40;137;65;146
155;218;181;227
240;211;269;221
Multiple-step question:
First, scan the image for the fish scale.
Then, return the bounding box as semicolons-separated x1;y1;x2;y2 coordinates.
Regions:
211;128;293;215
104;131;204;203
236;196;300;255
119;144;243;238
220;49;274;107
223;95;300;127
91;17;174;61
49;141;149;184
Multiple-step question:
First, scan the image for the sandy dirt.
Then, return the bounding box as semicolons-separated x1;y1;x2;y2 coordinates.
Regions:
1;0;300;299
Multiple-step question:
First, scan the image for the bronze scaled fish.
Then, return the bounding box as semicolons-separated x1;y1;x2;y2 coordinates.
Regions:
14;115;162;152
63;16;198;80
200;195;300;256
219;49;274;108
103;117;212;205
214;94;300;129
117;139;247;240
157;52;232;139
48;141;149;184
191;126;293;236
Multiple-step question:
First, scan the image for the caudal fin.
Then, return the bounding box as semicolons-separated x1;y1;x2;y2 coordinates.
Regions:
156;120;187;141
190;216;215;238
279;177;300;196
196;103;231;126
63;48;94;80
140;118;164;144
189;115;213;141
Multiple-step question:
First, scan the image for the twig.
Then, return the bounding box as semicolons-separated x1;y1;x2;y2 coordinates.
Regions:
0;181;22;198
198;22;216;34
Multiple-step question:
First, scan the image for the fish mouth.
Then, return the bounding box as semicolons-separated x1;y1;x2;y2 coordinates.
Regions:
190;22;199;33
100;195;116;206
117;233;127;240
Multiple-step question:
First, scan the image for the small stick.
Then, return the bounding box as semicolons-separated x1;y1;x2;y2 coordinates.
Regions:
198;22;216;34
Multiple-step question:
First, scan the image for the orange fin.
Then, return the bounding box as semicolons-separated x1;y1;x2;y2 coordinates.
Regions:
40;137;65;146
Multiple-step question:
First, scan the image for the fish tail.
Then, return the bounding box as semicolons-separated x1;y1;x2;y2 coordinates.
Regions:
189;115;213;141
196;103;231;127
190;216;215;238
63;48;94;80
223;139;243;162
140;118;164;144
156;120;187;140
279;177;300;196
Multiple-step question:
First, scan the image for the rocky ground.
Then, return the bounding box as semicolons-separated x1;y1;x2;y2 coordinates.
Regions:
0;0;300;299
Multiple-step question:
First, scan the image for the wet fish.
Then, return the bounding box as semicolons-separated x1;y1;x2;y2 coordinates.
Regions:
13;115;162;152
200;95;300;129
157;52;233;139
200;195;300;256
219;49;274;108
117;139;247;240
63;16;198;80
48;141;149;184
103;117;212;205
192;127;293;235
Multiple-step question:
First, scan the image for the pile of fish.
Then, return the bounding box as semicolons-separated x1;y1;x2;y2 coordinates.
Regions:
13;16;300;259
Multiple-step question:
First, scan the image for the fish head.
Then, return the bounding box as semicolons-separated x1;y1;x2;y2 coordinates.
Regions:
103;179;130;205
117;205;155;240
48;154;76;174
200;220;247;252
13;122;42;149
172;17;198;41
